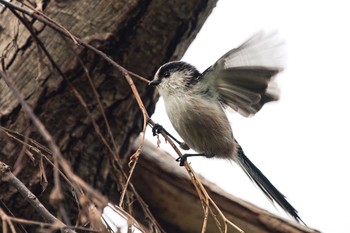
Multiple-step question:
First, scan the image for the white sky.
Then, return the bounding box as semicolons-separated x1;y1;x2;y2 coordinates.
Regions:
146;0;350;232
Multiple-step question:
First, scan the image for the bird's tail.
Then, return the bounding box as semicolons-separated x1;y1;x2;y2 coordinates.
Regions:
235;145;304;224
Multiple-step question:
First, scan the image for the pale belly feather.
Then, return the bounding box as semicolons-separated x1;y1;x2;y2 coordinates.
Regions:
164;95;235;158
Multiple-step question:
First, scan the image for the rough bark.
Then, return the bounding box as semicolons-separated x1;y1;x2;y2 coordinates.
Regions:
0;0;217;231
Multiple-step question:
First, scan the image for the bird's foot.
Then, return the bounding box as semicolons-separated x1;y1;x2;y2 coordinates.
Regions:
152;123;164;136
176;153;206;166
176;155;188;166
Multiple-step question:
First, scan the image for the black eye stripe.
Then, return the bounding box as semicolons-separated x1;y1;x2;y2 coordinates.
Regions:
163;71;170;78
158;61;200;79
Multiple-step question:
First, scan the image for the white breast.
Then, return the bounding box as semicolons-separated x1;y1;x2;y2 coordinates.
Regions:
162;93;235;158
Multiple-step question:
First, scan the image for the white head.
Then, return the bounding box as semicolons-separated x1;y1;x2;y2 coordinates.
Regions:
150;61;201;96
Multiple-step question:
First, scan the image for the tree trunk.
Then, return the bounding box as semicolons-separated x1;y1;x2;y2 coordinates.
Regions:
0;1;319;232
0;0;217;230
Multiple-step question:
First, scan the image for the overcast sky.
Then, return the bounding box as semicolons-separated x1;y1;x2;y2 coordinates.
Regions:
147;0;350;232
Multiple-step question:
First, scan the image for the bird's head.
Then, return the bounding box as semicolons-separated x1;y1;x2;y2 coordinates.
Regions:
150;61;201;96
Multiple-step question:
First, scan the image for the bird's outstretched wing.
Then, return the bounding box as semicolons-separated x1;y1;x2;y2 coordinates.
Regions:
202;31;285;117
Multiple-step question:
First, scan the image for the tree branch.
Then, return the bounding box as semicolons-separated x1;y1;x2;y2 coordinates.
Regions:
0;161;75;233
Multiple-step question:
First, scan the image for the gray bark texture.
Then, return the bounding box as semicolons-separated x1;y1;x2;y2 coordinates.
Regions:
0;1;319;232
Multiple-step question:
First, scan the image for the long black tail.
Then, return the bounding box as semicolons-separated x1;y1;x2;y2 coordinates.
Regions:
235;145;304;224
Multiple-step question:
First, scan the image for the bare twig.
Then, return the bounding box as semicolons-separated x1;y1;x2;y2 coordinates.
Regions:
0;70;107;210
21;0;78;45
0;161;75;233
0;208;99;233
75;53;120;157
0;208;17;233
2;4;117;216
4;3;152;222
13;126;32;176
119;157;137;207
201;204;209;233
0;126;163;232
148;119;243;233
15;10;130;212
7;4;118;162
122;71;149;153
6;5;67;211
0;200;28;233
0;0;149;84
107;204;146;232
0;126;76;191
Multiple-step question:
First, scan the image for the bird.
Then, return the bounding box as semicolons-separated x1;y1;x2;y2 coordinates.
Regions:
149;31;303;223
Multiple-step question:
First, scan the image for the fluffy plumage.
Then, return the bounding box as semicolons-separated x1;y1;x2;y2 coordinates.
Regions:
150;31;303;223
201;31;285;116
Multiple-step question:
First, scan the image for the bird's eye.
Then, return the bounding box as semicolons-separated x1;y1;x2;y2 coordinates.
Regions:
163;71;170;78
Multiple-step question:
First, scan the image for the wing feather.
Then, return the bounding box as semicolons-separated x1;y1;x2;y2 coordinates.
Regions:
202;31;285;117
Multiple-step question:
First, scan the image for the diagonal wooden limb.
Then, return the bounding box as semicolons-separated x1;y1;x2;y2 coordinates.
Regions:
0;161;75;233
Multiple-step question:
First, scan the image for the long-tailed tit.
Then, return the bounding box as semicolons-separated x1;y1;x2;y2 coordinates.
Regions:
150;31;303;223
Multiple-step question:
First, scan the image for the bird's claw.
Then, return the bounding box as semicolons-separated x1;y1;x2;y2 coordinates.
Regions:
152;123;164;136
176;155;187;166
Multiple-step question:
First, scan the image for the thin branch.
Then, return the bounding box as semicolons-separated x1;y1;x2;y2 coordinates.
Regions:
6;0;147;178
0;0;149;84
10;7;130;212
148;119;244;233
0;208;17;233
6;5;68;211
2;4;116;215
122;71;149;141
0;208;99;233
0;200;28;233
201;204;209;233
107;204;146;232
119;156;137;207
0;162;75;233
0;69;107;210
0;126;77;191
0;126;163;232
8;5;118;161
21;0;78;45
13;126;32;176
75;53;120;157
196;176;243;233
4;5;155;227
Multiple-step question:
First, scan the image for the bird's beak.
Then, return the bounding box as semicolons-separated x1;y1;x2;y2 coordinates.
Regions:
149;79;160;86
